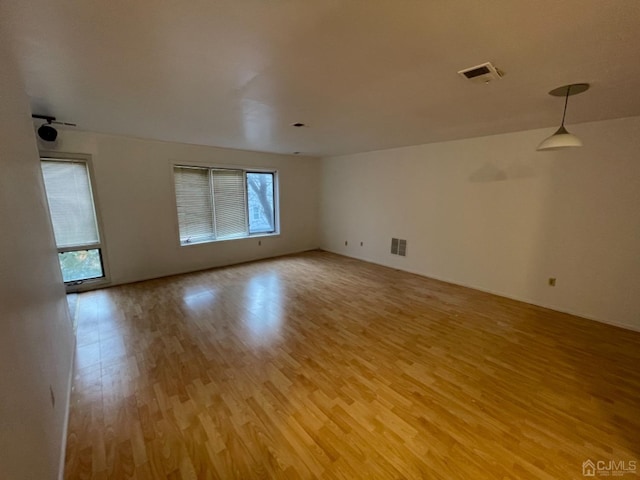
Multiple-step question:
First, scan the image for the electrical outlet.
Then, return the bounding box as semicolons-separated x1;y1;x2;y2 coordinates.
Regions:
49;385;55;408
345;240;348;246
548;277;556;286
360;241;363;246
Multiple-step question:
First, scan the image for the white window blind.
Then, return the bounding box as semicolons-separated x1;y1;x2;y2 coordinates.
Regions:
41;160;100;248
173;164;276;246
174;166;214;243
212;169;248;239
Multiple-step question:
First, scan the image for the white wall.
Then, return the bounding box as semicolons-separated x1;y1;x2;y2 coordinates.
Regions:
0;41;75;479
320;116;640;331
43;131;320;286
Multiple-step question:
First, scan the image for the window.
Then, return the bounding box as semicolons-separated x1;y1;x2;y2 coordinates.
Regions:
247;172;275;234
173;166;277;245
41;156;107;287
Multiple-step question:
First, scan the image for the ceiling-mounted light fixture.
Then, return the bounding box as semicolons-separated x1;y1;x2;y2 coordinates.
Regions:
33;114;58;142
32;114;77;142
537;83;589;151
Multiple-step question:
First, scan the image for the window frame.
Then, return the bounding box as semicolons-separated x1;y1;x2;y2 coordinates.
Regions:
40;152;111;292
171;162;280;247
246;171;277;235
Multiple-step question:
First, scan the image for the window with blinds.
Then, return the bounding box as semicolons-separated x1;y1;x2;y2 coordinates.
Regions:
173;166;277;245
213;169;247;239
41;161;100;247
174;167;214;243
41;157;107;287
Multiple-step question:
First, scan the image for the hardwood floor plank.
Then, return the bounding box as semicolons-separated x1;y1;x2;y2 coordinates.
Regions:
64;251;640;479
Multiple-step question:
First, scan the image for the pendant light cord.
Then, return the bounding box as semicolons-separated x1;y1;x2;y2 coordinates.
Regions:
561;85;572;126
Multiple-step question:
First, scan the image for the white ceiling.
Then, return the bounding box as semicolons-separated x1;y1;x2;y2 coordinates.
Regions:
3;0;640;156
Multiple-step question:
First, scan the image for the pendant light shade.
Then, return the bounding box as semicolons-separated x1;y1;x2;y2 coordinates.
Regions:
537;83;589;151
537;126;582;150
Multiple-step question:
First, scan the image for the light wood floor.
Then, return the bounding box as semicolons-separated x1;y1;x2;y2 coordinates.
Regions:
64;251;640;479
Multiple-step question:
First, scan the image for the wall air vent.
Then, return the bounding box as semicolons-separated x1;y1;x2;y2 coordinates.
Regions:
391;238;399;254
398;239;407;257
391;238;407;256
458;62;504;84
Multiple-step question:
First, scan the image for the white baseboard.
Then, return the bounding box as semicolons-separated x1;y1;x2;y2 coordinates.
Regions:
320;249;640;334
73;246;322;291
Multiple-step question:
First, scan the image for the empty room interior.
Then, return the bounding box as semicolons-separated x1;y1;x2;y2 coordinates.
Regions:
2;1;640;479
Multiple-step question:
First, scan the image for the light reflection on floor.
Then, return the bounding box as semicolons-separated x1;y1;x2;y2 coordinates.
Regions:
243;272;283;345
182;290;217;310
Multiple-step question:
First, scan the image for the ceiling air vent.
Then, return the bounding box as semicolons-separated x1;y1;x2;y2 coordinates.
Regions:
458;62;504;84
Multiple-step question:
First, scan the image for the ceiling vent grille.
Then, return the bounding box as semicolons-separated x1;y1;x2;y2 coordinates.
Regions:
458;62;504;84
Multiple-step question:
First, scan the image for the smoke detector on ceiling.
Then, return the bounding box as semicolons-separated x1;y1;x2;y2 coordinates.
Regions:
458;62;504;84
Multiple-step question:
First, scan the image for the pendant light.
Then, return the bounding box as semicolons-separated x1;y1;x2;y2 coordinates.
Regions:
537;83;589;151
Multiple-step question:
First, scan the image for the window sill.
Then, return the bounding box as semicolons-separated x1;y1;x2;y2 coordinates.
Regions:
65;277;110;293
179;232;280;247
